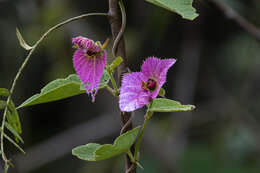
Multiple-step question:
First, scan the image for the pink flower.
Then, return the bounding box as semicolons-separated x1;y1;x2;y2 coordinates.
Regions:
72;36;106;102
119;57;176;112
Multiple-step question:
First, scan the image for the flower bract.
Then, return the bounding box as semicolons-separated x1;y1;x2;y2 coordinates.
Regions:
119;57;176;112
72;36;106;102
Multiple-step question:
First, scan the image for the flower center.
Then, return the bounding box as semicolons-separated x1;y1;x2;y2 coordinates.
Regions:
147;79;157;90
86;50;96;56
142;79;157;92
83;49;101;58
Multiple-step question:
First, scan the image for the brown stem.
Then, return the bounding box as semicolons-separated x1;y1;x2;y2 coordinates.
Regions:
107;0;135;173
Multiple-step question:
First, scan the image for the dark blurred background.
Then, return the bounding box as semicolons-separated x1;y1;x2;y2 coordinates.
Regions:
1;0;260;172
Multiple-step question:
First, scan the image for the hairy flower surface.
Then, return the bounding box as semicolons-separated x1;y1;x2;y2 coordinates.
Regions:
72;36;106;102
119;57;176;112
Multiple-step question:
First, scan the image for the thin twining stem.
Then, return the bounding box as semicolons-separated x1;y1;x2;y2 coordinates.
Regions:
126;164;136;173
112;0;126;58
104;85;116;96
120;113;133;135
134;100;154;161
0;12;108;165
134;110;153;161
107;66;120;96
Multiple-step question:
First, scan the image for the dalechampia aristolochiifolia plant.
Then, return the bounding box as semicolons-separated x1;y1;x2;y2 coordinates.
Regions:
0;0;198;172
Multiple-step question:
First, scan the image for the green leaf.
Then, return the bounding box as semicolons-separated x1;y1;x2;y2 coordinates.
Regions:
19;71;110;109
158;88;166;97
72;126;141;161
18;74;85;109
0;99;22;136
0;88;9;97
72;143;101;161
149;98;195;112
145;0;198;20
8;100;22;134
2;132;25;154
0;128;25;154
5;122;24;144
110;56;123;70
97;70;110;89
95;126;139;161
16;28;33;50
0;100;6;110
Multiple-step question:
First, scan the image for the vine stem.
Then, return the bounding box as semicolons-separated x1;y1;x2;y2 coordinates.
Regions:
106;66;119;96
134;110;153;161
0;12;107;165
108;0;134;172
104;85;116;96
112;0;126;58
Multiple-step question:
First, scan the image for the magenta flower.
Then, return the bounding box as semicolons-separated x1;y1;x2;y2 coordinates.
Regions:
119;57;176;112
72;36;106;102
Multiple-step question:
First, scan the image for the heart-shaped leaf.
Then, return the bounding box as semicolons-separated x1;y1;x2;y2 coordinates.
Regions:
18;71;110;109
18;74;84;109
72;126;140;161
145;0;198;20
149;98;195;112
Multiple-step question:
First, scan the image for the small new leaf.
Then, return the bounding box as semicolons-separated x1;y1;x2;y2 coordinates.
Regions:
149;98;195;112
5;122;24;144
110;56;123;70
145;0;198;20
8;100;22;134
72;126;141;161
0;128;25;154
2;132;25;154
158;88;166;97
0;99;22;136
16;28;33;50
0;88;9;97
0;100;6;110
